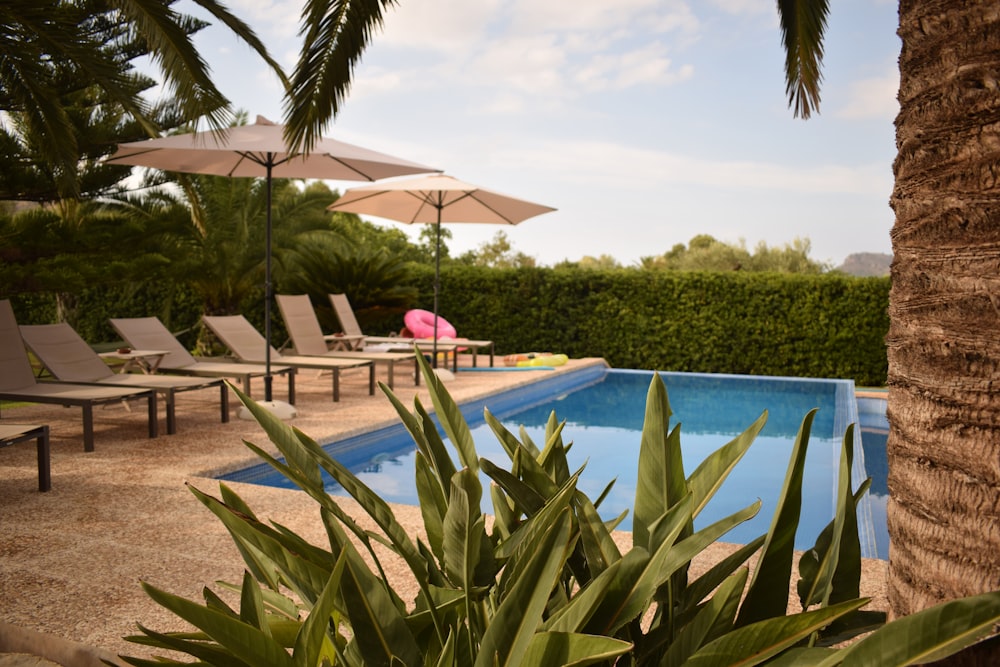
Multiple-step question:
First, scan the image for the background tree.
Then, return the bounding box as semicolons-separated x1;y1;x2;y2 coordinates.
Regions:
554;254;623;270
0;22;193;322
0;200;176;323
278;239;418;334
777;1;1000;662
329;210;426;262
638;235;827;273
0;0;285;182
416;225;451;264
456;230;536;268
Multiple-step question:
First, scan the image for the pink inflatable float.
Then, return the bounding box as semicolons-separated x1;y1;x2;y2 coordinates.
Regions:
403;309;457;339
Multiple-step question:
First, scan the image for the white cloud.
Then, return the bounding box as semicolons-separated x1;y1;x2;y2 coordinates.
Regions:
835;69;900;120
490;139;892;197
510;0;699;37
377;0;502;52
707;0;772;15
226;0;301;42
354;0;699;113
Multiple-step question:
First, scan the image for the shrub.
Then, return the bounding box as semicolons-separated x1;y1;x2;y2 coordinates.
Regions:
121;355;999;666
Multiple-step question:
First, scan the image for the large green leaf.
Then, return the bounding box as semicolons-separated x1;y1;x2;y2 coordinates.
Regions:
232;387;324;490
415;451;449;561
662;569;748;667
333;524;422;667
632;374;685;552
123;623;249;667
292;552;346;667
795;424;854;612
543;555;632;634
485;408;532;461
833;591;1000;666
662;501;761;581
141;581;296;667
586;496;694;635
573;490;622;577
417;352;480;474
678;536;765;619
212;581;301;623
737;409;816;627
481;456;546;517
297;433;430;586
497;476;579;600
474;512;573;667
239;571;269;635
797;426;865;615
494;473;578;563
442;468;491;592
188;485;334;609
685;598;868;666
537;416;571;483
521;631;632;666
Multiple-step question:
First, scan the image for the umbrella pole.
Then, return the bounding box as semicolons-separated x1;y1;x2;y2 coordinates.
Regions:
264;158;274;402
432;208;441;369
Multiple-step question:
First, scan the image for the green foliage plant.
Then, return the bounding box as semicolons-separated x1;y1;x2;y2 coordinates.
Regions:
121;353;1000;666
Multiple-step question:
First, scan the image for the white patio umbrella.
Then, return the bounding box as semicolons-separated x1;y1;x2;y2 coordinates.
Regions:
327;174;556;367
108;116;438;410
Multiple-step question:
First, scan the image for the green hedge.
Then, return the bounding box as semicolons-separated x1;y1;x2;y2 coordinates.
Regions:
382;266;889;386
7;267;889;386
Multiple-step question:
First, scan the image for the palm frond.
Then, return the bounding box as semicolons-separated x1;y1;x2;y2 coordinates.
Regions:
776;0;830;119
283;0;397;153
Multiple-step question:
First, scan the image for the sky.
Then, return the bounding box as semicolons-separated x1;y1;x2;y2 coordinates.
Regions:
176;0;901;268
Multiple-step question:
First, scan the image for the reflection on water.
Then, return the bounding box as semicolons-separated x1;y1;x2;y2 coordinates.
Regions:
861;424;889;558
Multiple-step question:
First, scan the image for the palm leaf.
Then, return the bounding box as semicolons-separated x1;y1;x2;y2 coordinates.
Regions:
441;468;490;591
737;409;816;626
140;581;296;667
662;570;748;667
685;598;868;667
474;512;573;667
632;374;685;551
416;352;480;474
521;631;632;666
678;536;765;619
834;591;1000;666
285;0;397;152
776;0;830;119
292;552;347;667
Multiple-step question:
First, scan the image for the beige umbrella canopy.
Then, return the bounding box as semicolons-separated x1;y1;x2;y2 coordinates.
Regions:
328;174;556;365
108;116;438;403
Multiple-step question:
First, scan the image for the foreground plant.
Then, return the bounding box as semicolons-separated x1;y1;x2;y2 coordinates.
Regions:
121;354;1000;666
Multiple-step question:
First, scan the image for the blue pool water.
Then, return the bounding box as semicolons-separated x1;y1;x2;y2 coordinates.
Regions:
221;367;884;559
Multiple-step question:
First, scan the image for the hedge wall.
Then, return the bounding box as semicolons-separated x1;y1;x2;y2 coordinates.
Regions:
380;266;890;387
7;267;889;386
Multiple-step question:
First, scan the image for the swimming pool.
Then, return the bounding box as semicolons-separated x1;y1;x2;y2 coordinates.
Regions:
221;366;882;559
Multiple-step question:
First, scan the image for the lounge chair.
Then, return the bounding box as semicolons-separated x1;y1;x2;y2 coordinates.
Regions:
201;315;375;401
19;322;228;435
0;424;51;491
329;293;495;367
276;294;423;388
110;316;296;403
0;300;158;452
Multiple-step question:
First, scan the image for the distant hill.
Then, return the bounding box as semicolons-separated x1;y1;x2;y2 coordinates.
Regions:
836;252;891;277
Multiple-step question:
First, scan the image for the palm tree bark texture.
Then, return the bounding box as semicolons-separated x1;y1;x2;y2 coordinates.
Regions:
888;1;1000;657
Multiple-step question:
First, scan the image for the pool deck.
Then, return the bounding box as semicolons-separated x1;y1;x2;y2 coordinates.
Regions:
0;357;888;663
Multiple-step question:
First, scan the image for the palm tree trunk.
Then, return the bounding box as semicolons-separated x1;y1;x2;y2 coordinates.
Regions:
888;2;1000;661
